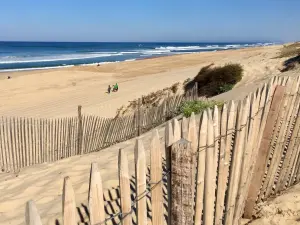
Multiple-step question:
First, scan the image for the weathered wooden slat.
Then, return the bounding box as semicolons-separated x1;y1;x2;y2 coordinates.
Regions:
88;116;97;152
5;117;13;172
62;118;67;159
72;118;78;156
173;119;181;142
203;109;215;225
118;149;132;225
13;118;19;171
233;93;259;224
32;119;37;164
57;118;62;160
181;117;189;140
21;118;27;167
125;115;133;140
194;110;208;225
117;116;125;141
105;118;117;146
224;97;250;225
29;118;34;166
11;117;17;171
261;79;297;200
0;118;5;171
20;117;26;169
95;118;107;150
89;162;106;225
63;176;76;225
55;119;59;161
276;80;300;192
25;200;43;225
134;139;147;225
99;118;111;149
111;117;122;144
150;129;163;225
165;120;174;225
213;105;220;194
86;116;95;153
90;117;100;152
26;118;31;166
20;118;26;168
244;85;286;218
77;106;83;155
66;118;72;158
214;103;228;225
41;119;46;163
51;119;55;162
188;112;197;154
81;115;88;154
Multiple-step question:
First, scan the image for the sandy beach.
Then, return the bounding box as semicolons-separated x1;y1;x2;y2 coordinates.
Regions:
0;45;285;119
1;44;300;225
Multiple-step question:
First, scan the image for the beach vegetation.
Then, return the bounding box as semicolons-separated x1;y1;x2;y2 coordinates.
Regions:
179;99;224;117
277;42;300;58
218;83;235;94
186;63;243;97
171;82;180;94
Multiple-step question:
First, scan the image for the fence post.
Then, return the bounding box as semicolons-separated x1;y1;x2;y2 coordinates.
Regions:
77;105;83;155
171;138;194;225
244;85;286;218
25;200;43;225
137;98;142;136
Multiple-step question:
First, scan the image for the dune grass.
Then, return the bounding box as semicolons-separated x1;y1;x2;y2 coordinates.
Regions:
185;63;243;97
277;42;300;58
179;99;224;117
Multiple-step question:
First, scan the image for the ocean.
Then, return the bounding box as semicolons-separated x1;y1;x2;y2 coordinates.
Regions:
0;41;276;72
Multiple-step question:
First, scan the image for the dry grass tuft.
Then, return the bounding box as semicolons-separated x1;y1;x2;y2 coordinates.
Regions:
115;82;182;117
277;42;300;58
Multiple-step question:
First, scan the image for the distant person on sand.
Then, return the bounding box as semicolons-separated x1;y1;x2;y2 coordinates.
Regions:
107;85;111;94
113;83;118;92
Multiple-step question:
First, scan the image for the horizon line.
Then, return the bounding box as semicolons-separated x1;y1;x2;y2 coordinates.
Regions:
0;40;280;44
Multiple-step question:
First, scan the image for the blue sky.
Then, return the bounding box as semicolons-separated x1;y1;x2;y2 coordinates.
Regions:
0;0;299;42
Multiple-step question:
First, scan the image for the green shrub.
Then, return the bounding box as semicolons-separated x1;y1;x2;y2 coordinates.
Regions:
218;83;235;94
179;99;224;117
184;63;243;97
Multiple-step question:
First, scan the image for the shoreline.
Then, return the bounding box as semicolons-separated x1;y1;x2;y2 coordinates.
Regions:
0;44;281;77
0;44;285;119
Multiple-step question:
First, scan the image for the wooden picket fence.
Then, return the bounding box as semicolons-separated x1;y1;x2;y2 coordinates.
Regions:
25;75;300;225
0;84;198;173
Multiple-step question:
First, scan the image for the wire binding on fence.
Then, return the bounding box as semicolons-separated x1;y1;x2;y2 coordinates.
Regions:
94;170;170;225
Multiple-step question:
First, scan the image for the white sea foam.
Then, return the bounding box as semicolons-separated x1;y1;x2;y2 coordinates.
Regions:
120;51;140;54
0;65;75;73
155;43;275;52
0;53;123;64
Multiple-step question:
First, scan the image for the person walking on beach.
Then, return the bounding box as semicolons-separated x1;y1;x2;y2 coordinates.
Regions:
108;85;111;94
